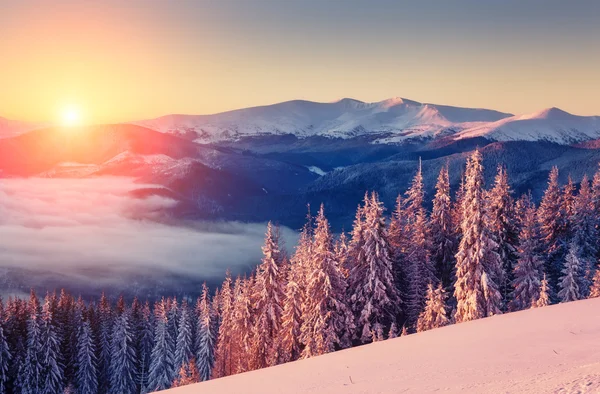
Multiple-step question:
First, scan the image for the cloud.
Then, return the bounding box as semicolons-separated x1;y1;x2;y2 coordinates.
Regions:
0;177;297;298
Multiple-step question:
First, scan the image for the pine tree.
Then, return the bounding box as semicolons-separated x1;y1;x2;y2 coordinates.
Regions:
40;294;64;394
97;292;113;394
230;277;254;373
252;222;285;369
75;320;97;394
589;270;600;298
300;205;354;358
137;301;154;392
195;284;216;381
538;166;568;291
454;150;503;323
147;299;175;392
399;162;436;328
572;175;597;296
558;244;582;303
387;323;398;339
171;359;200;388
430;164;457;293
279;258;303;363
416;283;449;333
486;165;519;306
109;310;137;394
349;192;400;343
511;200;544;311
17;290;43;394
212;272;234;378
535;274;551;308
0;317;11;394
174;302;194;373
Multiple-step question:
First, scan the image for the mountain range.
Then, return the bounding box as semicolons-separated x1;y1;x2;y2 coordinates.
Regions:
1;98;600;229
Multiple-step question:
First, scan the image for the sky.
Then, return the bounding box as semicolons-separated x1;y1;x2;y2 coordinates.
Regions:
0;0;599;124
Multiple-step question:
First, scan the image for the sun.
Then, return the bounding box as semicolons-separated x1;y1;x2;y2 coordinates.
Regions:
61;107;82;127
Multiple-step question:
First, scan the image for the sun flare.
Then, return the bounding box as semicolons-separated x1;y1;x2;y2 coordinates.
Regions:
61;107;82;127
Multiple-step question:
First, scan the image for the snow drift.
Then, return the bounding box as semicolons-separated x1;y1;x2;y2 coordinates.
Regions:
163;297;600;393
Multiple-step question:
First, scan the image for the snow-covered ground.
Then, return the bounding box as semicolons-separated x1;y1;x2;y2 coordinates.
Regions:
164;298;600;394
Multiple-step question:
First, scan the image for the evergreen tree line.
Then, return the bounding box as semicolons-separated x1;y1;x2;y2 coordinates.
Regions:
1;149;600;393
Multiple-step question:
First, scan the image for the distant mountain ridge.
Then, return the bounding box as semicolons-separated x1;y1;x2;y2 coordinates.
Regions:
133;97;516;143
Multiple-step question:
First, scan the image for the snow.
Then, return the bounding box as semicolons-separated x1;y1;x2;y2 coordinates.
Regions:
162;297;600;393
0;116;46;138
456;108;600;144
307;166;327;176
132;98;513;143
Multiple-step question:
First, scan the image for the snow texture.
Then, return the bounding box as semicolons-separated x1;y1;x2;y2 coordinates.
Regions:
162;297;600;393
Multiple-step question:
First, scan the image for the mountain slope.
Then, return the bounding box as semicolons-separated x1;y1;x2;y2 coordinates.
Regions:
165;298;600;394
0;116;45;138
134;98;513;143
456;107;600;144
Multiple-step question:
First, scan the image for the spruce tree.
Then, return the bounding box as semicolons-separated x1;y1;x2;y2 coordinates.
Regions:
18;291;43;394
109;310;137;394
147;299;175;392
279;259;303;363
454;149;503;322
416;283;449;333
171;359;200;388
97;292;113;394
230;277;254;373
430;164;457;293
572;175;597;296
403;162;436;328
174;302;194;372
535;274;551;308
486;165;519;306
75;320;97;394
511;201;544;311
137;301;154;392
349;192;400;343
300;205;354;358
252;222;285;369
589;270;600;298
212;272;234;378
558;244;582;303
0;319;11;394
195;284;216;381
40;294;64;394
537;166;568;291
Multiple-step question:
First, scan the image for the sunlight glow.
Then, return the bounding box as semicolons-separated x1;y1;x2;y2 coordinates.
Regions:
61;107;81;127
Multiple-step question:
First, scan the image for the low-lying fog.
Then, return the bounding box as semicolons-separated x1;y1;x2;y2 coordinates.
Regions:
0;177;297;300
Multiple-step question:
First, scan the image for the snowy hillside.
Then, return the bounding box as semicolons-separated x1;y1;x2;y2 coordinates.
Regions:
0;116;44;138
133;98;512;143
164;298;600;394
456;107;600;144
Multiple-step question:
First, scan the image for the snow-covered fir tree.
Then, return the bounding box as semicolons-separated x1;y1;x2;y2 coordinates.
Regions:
486;165;519;306
17;291;44;394
572;175;597;296
40;294;64;394
137;301;155;392
510;198;544;311
195;283;216;381
231;277;254;373
0;310;11;394
416;283;449;333
349;192;400;343
109;310;137;394
174;302;194;373
97;292;113;394
171;359;199;388
300;205;354;358
589;270;600;298
537;166;568;291
403;162;436;328
535;274;551;308
430;164;457;294
558;243;582;303
454;149;503;323
212;272;234;378
75;320;97;394
251;222;285;369
279;257;303;363
147;299;175;392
